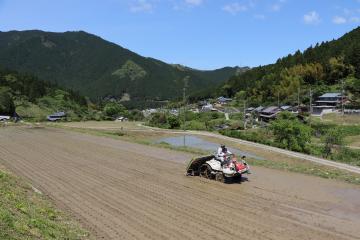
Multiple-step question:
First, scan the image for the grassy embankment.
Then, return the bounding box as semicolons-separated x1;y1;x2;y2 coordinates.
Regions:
0;166;88;240
313;113;360;148
50;121;360;185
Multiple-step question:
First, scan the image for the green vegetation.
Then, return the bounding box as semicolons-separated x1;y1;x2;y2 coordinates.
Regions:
0;88;15;115
0;68;146;122
221;119;360;167
321;127;344;158
0;169;88;239
0;68;92;121
147;111;234;131
103;102;128;119
270;112;312;153
217;27;360;107
0;30;244;100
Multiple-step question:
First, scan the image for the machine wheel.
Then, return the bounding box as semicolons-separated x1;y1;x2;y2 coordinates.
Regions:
233;174;242;183
199;164;212;179
215;172;225;183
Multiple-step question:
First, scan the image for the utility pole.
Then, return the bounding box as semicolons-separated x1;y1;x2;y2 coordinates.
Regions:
243;100;246;130
341;78;345;116
309;87;312;125
182;76;189;147
277;92;280;107
297;87;300;110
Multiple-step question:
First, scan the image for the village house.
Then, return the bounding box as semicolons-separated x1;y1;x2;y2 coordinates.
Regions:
259;106;281;121
217;96;232;105
312;92;345;115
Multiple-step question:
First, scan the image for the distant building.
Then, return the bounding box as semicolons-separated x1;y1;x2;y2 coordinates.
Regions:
259;106;281;121
0;115;11;121
217;96;232;105
201;103;216;112
312;92;345;115
115;116;128;122
280;105;292;111
254;106;264;113
47;111;66;121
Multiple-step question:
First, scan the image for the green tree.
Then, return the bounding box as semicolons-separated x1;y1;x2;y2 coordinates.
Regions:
167;115;180;129
326;57;354;84
103;102;127;118
149;112;167;126
0;88;15;115
345;77;360;104
321;128;344;158
128;109;144;121
270;112;312;152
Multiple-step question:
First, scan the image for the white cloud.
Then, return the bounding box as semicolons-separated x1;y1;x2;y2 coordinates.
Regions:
269;0;286;12
303;11;320;25
333;16;347;24
184;0;203;6
222;3;248;15
254;14;265;20
271;4;281;12
130;0;153;13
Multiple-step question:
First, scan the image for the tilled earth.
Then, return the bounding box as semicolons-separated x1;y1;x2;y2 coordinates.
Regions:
0;127;359;240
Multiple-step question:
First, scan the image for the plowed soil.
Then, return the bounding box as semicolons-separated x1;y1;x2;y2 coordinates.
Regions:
1;127;359;240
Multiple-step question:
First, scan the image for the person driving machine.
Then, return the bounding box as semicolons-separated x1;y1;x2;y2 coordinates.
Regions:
216;144;232;164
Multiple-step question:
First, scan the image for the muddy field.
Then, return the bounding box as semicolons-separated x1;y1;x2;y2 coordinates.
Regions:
0;127;360;240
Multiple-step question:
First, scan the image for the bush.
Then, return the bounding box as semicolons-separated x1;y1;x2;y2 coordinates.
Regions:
229;113;244;120
103;102;127;118
270;112;312;153
333;148;360;166
148;112;168;128
0;88;15;115
229;121;244;130
128;109;144;121
220;129;273;146
167;115;181;129
184;120;207;130
321;127;344;158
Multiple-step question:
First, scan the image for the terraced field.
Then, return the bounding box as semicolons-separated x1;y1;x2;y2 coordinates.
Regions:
0;126;359;240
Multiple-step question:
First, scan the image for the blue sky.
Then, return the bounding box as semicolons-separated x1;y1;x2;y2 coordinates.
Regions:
0;0;359;69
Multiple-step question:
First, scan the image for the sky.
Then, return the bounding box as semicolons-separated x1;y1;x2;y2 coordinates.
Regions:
0;0;359;70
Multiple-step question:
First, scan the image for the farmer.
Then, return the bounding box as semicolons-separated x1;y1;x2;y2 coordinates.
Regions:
216;144;232;164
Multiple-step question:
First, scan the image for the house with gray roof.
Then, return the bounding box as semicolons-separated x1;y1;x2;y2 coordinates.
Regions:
312;92;345;115
259;106;281;121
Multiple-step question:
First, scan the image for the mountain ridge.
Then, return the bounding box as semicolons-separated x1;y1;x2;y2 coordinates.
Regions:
217;26;360;106
0;30;247;100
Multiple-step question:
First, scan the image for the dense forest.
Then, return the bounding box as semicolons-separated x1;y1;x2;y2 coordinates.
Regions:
0;30;245;101
0;68;89;120
219;26;360;107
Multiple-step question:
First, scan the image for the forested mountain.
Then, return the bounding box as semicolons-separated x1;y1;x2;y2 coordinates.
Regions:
220;26;360;106
0;68;89;120
0;30;245;101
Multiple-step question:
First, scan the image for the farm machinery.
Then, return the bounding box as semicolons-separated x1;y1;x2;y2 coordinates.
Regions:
186;154;250;183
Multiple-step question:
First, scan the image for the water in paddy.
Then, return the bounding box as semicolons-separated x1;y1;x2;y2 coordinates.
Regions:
157;135;263;160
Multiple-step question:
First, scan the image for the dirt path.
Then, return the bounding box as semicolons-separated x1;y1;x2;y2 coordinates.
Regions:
0;127;360;240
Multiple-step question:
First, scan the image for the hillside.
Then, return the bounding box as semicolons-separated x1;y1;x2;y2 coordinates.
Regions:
0;30;246;101
0;68;89;121
220;27;360;106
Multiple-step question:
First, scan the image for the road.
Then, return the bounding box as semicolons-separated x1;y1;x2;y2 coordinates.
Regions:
1;127;359;240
